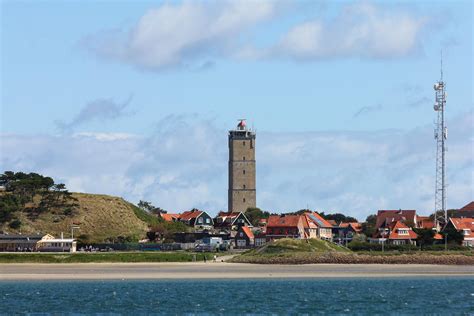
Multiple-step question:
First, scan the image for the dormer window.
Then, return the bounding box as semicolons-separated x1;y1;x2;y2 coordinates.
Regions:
398;229;409;235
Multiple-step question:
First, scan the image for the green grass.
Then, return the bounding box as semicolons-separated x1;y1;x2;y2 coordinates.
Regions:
128;202;161;226
241;238;349;257
0;252;215;263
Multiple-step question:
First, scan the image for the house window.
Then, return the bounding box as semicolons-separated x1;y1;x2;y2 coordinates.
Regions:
240;232;244;237
205;218;210;224
198;217;203;224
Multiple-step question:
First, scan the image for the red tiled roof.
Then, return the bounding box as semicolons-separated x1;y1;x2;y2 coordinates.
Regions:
433;233;443;240
161;213;180;222
242;226;254;239
348;222;362;233
387;221;418;240
327;220;338;226
460;201;474;211
376;210;417;229
179;210;203;221
267;215;302;228
449;218;474;237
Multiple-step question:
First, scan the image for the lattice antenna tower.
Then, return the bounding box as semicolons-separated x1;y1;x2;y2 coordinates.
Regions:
433;52;447;230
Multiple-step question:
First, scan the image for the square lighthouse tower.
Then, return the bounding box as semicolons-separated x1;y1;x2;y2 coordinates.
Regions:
228;119;256;213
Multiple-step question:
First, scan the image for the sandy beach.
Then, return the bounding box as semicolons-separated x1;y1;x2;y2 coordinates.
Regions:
1;262;473;280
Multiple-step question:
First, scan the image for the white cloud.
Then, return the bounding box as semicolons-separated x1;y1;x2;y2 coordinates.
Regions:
275;2;427;60
1;112;472;220
85;0;277;70
84;1;429;71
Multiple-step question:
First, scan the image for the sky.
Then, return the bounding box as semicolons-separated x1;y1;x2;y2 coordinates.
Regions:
1;0;473;220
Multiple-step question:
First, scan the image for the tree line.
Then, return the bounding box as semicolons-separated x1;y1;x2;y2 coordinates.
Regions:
0;171;78;228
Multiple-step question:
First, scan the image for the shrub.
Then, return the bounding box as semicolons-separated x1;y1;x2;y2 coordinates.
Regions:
8;219;21;229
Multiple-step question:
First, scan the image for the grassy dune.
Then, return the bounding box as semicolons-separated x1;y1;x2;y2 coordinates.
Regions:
231;239;474;265
1;193;150;243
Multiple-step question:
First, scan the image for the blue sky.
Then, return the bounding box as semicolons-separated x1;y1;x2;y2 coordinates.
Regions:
1;0;473;220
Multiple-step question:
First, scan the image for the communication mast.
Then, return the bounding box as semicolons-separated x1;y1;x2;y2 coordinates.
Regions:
433;54;447;230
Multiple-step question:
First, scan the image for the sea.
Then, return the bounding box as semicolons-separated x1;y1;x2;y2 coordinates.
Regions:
1;277;473;315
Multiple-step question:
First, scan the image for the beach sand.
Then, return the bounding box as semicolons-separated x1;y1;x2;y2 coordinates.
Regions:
1;263;473;280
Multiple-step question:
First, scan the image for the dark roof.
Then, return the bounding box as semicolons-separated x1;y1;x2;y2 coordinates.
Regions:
460;201;474;211
375;210;417;229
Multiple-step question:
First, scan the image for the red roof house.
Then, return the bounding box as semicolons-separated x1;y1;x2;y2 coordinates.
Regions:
373;221;417;245
375;210;417;229
446;217;474;246
266;215;306;240
178;209;214;228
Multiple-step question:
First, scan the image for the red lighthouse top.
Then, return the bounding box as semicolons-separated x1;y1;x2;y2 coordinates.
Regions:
237;119;246;130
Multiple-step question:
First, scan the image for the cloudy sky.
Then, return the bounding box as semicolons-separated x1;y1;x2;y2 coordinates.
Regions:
1;0;472;220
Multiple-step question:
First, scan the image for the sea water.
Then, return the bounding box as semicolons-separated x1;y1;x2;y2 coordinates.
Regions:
1;277;473;315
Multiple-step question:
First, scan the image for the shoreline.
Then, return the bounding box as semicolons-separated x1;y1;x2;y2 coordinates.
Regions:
1;262;473;280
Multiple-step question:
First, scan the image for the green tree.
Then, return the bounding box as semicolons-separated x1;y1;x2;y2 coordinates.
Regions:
138;200;155;212
245;207;270;226
442;225;465;245
320;212;358;223
413;228;435;248
361;214;377;237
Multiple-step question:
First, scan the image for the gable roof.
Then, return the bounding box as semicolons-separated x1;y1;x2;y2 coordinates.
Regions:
241;226;254;239
375;210;417;229
179;209;203;221
449;218;474;238
267;215;302;228
345;222;362;233
305;212;333;228
327;220;338;227
460;201;474;211
215;211;251;226
388;221;418;240
161;213;180;222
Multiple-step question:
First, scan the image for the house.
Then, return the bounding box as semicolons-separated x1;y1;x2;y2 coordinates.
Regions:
452;201;474;218
36;234;77;252
254;232;267;247
338;222;363;243
375;210;418;229
0;233;77;252
160;213;181;222
371;221;417;245
178;209;214;229
0;233;47;252
304;212;333;241
445;217;474;247
266;215;306;240
214;211;252;230
235;226;254;248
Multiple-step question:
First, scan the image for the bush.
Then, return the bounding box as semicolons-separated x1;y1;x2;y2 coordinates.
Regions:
348;241;418;252
8;219;22;229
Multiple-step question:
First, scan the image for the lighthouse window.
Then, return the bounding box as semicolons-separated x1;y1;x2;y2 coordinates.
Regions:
243;185;246;189
243;156;246;160
243;170;246;175
243;198;246;203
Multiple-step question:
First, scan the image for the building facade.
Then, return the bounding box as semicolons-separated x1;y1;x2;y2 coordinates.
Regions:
228;119;256;213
